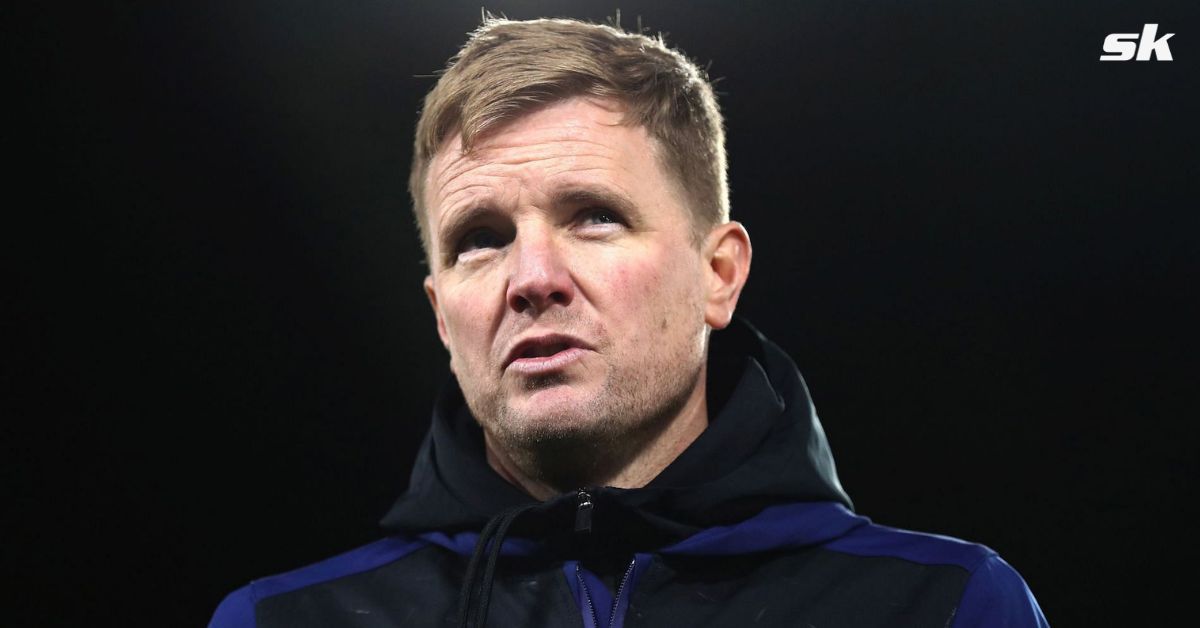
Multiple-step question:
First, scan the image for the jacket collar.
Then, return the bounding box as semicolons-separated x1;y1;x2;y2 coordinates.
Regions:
380;318;852;549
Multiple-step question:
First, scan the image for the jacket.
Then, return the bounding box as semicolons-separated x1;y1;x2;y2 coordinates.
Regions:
210;319;1048;627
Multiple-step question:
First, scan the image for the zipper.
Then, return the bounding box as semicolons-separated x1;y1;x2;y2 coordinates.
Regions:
574;488;593;533
575;564;601;628
572;489;639;628
575;558;639;628
608;558;637;628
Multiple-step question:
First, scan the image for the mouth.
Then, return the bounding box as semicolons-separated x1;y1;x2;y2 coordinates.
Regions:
503;334;593;375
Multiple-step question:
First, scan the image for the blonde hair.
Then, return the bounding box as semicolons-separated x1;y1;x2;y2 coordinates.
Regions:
409;17;728;254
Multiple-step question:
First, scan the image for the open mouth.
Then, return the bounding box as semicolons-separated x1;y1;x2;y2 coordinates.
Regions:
519;341;571;360
504;334;592;374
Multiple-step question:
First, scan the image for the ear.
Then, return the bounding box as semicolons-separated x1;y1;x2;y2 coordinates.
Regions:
702;221;752;330
424;275;450;348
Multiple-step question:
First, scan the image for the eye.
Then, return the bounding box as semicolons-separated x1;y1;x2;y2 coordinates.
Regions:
579;208;624;227
455;228;506;257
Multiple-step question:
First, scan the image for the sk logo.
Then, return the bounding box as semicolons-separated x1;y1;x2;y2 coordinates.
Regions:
1100;24;1175;61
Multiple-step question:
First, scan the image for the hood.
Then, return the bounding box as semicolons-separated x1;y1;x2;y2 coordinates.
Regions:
381;317;852;549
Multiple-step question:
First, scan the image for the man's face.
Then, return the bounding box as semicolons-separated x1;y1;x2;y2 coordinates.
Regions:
423;97;711;455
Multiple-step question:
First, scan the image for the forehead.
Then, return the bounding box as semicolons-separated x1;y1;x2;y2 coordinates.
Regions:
423;97;665;214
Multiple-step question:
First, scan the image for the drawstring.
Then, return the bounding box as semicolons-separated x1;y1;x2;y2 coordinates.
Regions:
455;514;502;628
456;503;538;628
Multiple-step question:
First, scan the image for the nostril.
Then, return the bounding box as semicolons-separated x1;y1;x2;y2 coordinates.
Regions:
506;262;575;313
508;286;573;313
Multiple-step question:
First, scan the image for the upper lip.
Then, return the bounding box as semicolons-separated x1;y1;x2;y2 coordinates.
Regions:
502;333;593;369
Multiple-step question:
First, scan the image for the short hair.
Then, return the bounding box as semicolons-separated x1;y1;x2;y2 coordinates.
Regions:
408;17;729;256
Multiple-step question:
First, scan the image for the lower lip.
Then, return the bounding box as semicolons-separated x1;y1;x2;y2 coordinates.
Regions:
507;347;589;376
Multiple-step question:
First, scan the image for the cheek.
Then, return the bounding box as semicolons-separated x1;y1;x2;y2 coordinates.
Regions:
605;260;661;299
438;281;502;366
593;248;703;328
587;250;661;304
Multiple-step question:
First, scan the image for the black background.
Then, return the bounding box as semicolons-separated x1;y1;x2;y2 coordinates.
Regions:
10;1;1198;625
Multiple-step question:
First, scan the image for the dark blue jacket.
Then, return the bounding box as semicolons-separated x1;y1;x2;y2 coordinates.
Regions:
211;320;1047;627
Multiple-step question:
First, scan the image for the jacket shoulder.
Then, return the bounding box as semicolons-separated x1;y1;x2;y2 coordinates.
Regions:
950;553;1049;628
825;520;998;571
207;536;429;628
823;522;1047;627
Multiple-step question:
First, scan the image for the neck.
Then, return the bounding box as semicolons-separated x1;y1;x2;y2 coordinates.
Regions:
484;371;710;501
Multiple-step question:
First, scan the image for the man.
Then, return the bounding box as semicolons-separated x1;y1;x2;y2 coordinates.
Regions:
212;17;1047;627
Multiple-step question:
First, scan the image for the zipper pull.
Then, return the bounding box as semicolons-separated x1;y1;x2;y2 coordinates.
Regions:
574;489;593;533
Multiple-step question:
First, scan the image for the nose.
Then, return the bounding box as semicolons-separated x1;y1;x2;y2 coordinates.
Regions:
505;226;575;315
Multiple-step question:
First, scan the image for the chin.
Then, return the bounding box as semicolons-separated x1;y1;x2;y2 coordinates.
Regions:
501;389;610;441
511;374;597;410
